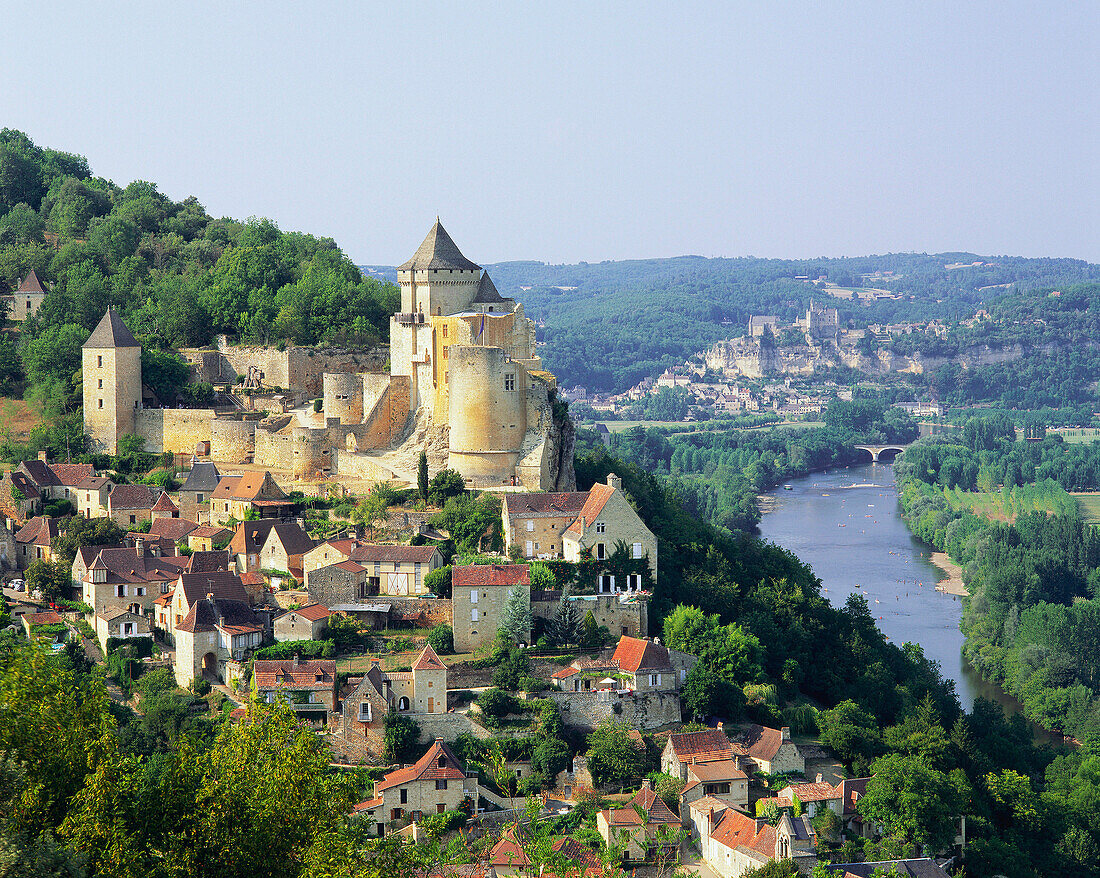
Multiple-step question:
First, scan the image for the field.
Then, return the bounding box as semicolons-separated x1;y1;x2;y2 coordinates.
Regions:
942;480;1077;522
1072;493;1100;524
0;397;41;442
1053;428;1100;444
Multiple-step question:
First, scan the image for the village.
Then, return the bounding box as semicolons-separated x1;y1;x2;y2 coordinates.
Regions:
0;226;950;878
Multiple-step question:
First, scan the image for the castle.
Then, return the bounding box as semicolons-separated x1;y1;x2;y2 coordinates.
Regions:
82;221;575;491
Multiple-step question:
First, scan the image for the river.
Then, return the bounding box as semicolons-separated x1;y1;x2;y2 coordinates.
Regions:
757;462;997;714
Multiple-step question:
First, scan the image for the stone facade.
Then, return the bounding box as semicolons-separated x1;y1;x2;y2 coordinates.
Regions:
83;310;141;455
134;408;216;454
562;475;658;584
451;564;531;653
532;591;647;640
548;687;684;732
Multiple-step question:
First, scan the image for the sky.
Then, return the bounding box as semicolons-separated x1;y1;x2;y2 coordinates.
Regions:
3;2;1098;265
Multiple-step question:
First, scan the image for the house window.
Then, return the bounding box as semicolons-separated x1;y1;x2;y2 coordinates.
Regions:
437;755;446;768
595;522;605;534
359;702;372;722
196;494;203;502
596;544;605;560
471;609;479;622
391;808;403;821
116;585;125;598
435;779;447;790
525;540;533;557
399;789;407;804
470;590;478;604
442;325;448;338
599;574;614;593
130;515;136;525
632;542;643;559
649;674;659;686
135;587;145;597
123;623;134;636
526;520;534;532
504;373;516;391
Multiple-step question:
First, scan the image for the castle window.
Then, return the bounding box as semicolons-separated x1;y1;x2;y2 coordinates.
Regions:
442;325;448;338
98;379;103;389
504;373;516;391
97;356;103;368
98;399;103;409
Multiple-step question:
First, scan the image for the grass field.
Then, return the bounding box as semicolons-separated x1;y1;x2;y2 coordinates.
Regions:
1054;428;1100;445
1072;493;1100;524
0;397;40;442
943;481;1077;522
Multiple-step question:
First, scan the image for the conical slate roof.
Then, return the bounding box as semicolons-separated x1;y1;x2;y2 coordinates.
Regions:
472;271;511;304
398;220;480;272
83;308;141;349
17;270;47;293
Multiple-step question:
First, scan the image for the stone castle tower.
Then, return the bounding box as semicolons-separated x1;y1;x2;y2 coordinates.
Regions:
82;307;142;454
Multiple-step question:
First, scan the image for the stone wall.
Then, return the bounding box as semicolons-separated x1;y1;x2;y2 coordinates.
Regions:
210;414;261;462
135;409;216;454
548;688;683;731
532;593;647;639
331;450;402;483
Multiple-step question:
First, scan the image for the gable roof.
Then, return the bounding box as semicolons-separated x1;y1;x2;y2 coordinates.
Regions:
612;636;672;673
79;547;188;584
19;459;60;488
729;724;787;763
83;308;140;349
398;220;481;272
452;564;530;589
253;658;336;690
686;759;747;784
211;471;287;502
108;484;161;511
780;781;841;803
147;518;199;542
346;543;440;564
839;777;871;815
707;807;777;858
281;603;330;623
228;519;281;555
17;270;47;293
150;492;178;513
376;738;467;791
489;829;602;871
49;463;94;486
504;491;589;519
14;516;59;546
412;642;445;671
668;729;736;763
9;471;38;500
602;783;679;826
177;597;258;634
565;482;616;536
821;860;950;878
262;521;315;556
186;550;231;573
180;461;221;493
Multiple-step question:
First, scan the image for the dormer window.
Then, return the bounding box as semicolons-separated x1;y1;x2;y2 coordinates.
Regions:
437;755;446;768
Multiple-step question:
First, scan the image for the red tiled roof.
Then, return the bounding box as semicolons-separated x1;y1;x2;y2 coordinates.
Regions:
565;482;615;536
148;518;199;541
452;564;530;589
412;643;445;671
490;829;603;871
612;636;672;673
284;603;329;622
686;759;746;783
253;658;336;690
729;724;786;763
707;808;777;858
14;516;58;546
109;484;160;511
151;492;178;513
17;270;46;293
28;611;64;626
668;729;736;762
49;463;94;486
239;571;265;586
375;739;467;792
212;471;286;502
333;560;365;572
781;781;840;803
601;784;678;826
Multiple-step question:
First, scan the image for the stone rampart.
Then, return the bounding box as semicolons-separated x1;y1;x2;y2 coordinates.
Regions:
548;688;682;731
210;415;260;463
135;409;215;454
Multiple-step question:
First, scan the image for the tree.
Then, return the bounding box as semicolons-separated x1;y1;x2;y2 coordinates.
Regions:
546;589;581;647
586;718;644;788
25;558;71;602
427;624;453;656
383;708;420;764
432;494;502;554
424;565;452;599
427;469;465;506
818;700;883;766
354;492;388;539
498;587;532;646
417;451;429;502
857;753;966;853
580;610;601;648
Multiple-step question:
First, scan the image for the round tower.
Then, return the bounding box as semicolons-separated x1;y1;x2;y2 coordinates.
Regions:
323;372;363;424
447;345;527;484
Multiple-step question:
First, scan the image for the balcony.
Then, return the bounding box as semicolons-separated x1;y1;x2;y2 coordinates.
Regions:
395;313;426;325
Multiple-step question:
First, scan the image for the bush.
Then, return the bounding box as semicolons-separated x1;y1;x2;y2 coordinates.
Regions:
492;648;531;690
106;636;153;658
418;809;466;838
425;565;453;599
427;624;454;655
134;667;178;697
313;398;323;413
55;599;93;614
253;640;334;660
477;688;519;719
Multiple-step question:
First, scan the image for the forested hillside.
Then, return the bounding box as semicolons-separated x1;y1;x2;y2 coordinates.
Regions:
0;129;397;449
361;253;1100;393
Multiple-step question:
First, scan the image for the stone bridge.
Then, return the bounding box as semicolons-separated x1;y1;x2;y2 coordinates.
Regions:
853;443;912;462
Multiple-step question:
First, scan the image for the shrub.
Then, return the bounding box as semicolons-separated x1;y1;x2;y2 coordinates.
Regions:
135;667;177;697
425;565;453;598
427;624;454;655
56;599;93;615
106;637;153;658
477;688;519;719
253;640;334;660
191;677;211;696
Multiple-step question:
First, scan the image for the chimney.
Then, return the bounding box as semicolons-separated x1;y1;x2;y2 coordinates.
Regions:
607;473;621;490
293;654;300;667
38;451;48;463
716;721;724;732
641;778;652;791
135;537;144;557
370;658;380;673
781;726;790;741
816;773;823;784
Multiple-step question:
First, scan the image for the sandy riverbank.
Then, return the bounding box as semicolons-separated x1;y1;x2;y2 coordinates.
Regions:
929;552;969;596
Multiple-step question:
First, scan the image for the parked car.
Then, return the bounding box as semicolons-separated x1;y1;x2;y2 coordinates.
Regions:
10;579;24;592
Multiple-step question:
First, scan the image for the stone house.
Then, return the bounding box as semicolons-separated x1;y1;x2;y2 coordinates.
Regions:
489;828;604;877
178;461;220;523
76;545;189;618
352;738;477;836
689;797;815;878
662;728;738;780
173;594;264;686
75;476;115;519
187;525;231;552
5;469;44;517
451;563;531;652
143;518;200;552
501;491;588;559
14;458;94;506
14;516;59;569
562;475;657;590
252;655;337;726
679;758;749;821
4;270;48;321
273;603;330;641
106;484;163;529
227;519;292;575
303;541;443;598
596;780;680;864
209;471;292;526
164;569;252;642
258;521;316;581
94;608;152;652
727;725;804;776
150;492;181;521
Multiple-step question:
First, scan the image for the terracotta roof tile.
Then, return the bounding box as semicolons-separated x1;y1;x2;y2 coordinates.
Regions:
412;642;445;671
49;463;94;486
668;729;736;762
729;724;786;763
151;492;178;513
148;518;199;541
565;482;615;536
601;784;679;826
346;543;440;563
375;739;467;792
504;492;588;518
17;270;46;293
282;603;329;622
452;564;530;589
253;658;336;690
14;516;58;546
109;484;160;511
612;636;671;673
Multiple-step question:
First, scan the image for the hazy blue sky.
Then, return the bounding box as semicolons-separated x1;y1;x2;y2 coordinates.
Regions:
4;2;1097;264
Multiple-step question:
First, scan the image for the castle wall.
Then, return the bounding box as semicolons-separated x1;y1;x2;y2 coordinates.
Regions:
323;373;363;424
448;345;527;462
400;267;480;316
548;689;682;732
210;415;260;463
134;409;215;454
330;449;401;483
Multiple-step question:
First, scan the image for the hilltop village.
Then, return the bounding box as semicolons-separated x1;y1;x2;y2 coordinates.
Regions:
1;226;952;877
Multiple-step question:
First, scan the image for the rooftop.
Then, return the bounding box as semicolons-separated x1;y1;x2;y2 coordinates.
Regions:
398;220;481;272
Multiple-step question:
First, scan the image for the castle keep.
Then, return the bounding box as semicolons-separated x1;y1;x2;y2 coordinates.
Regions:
82;221;574;491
